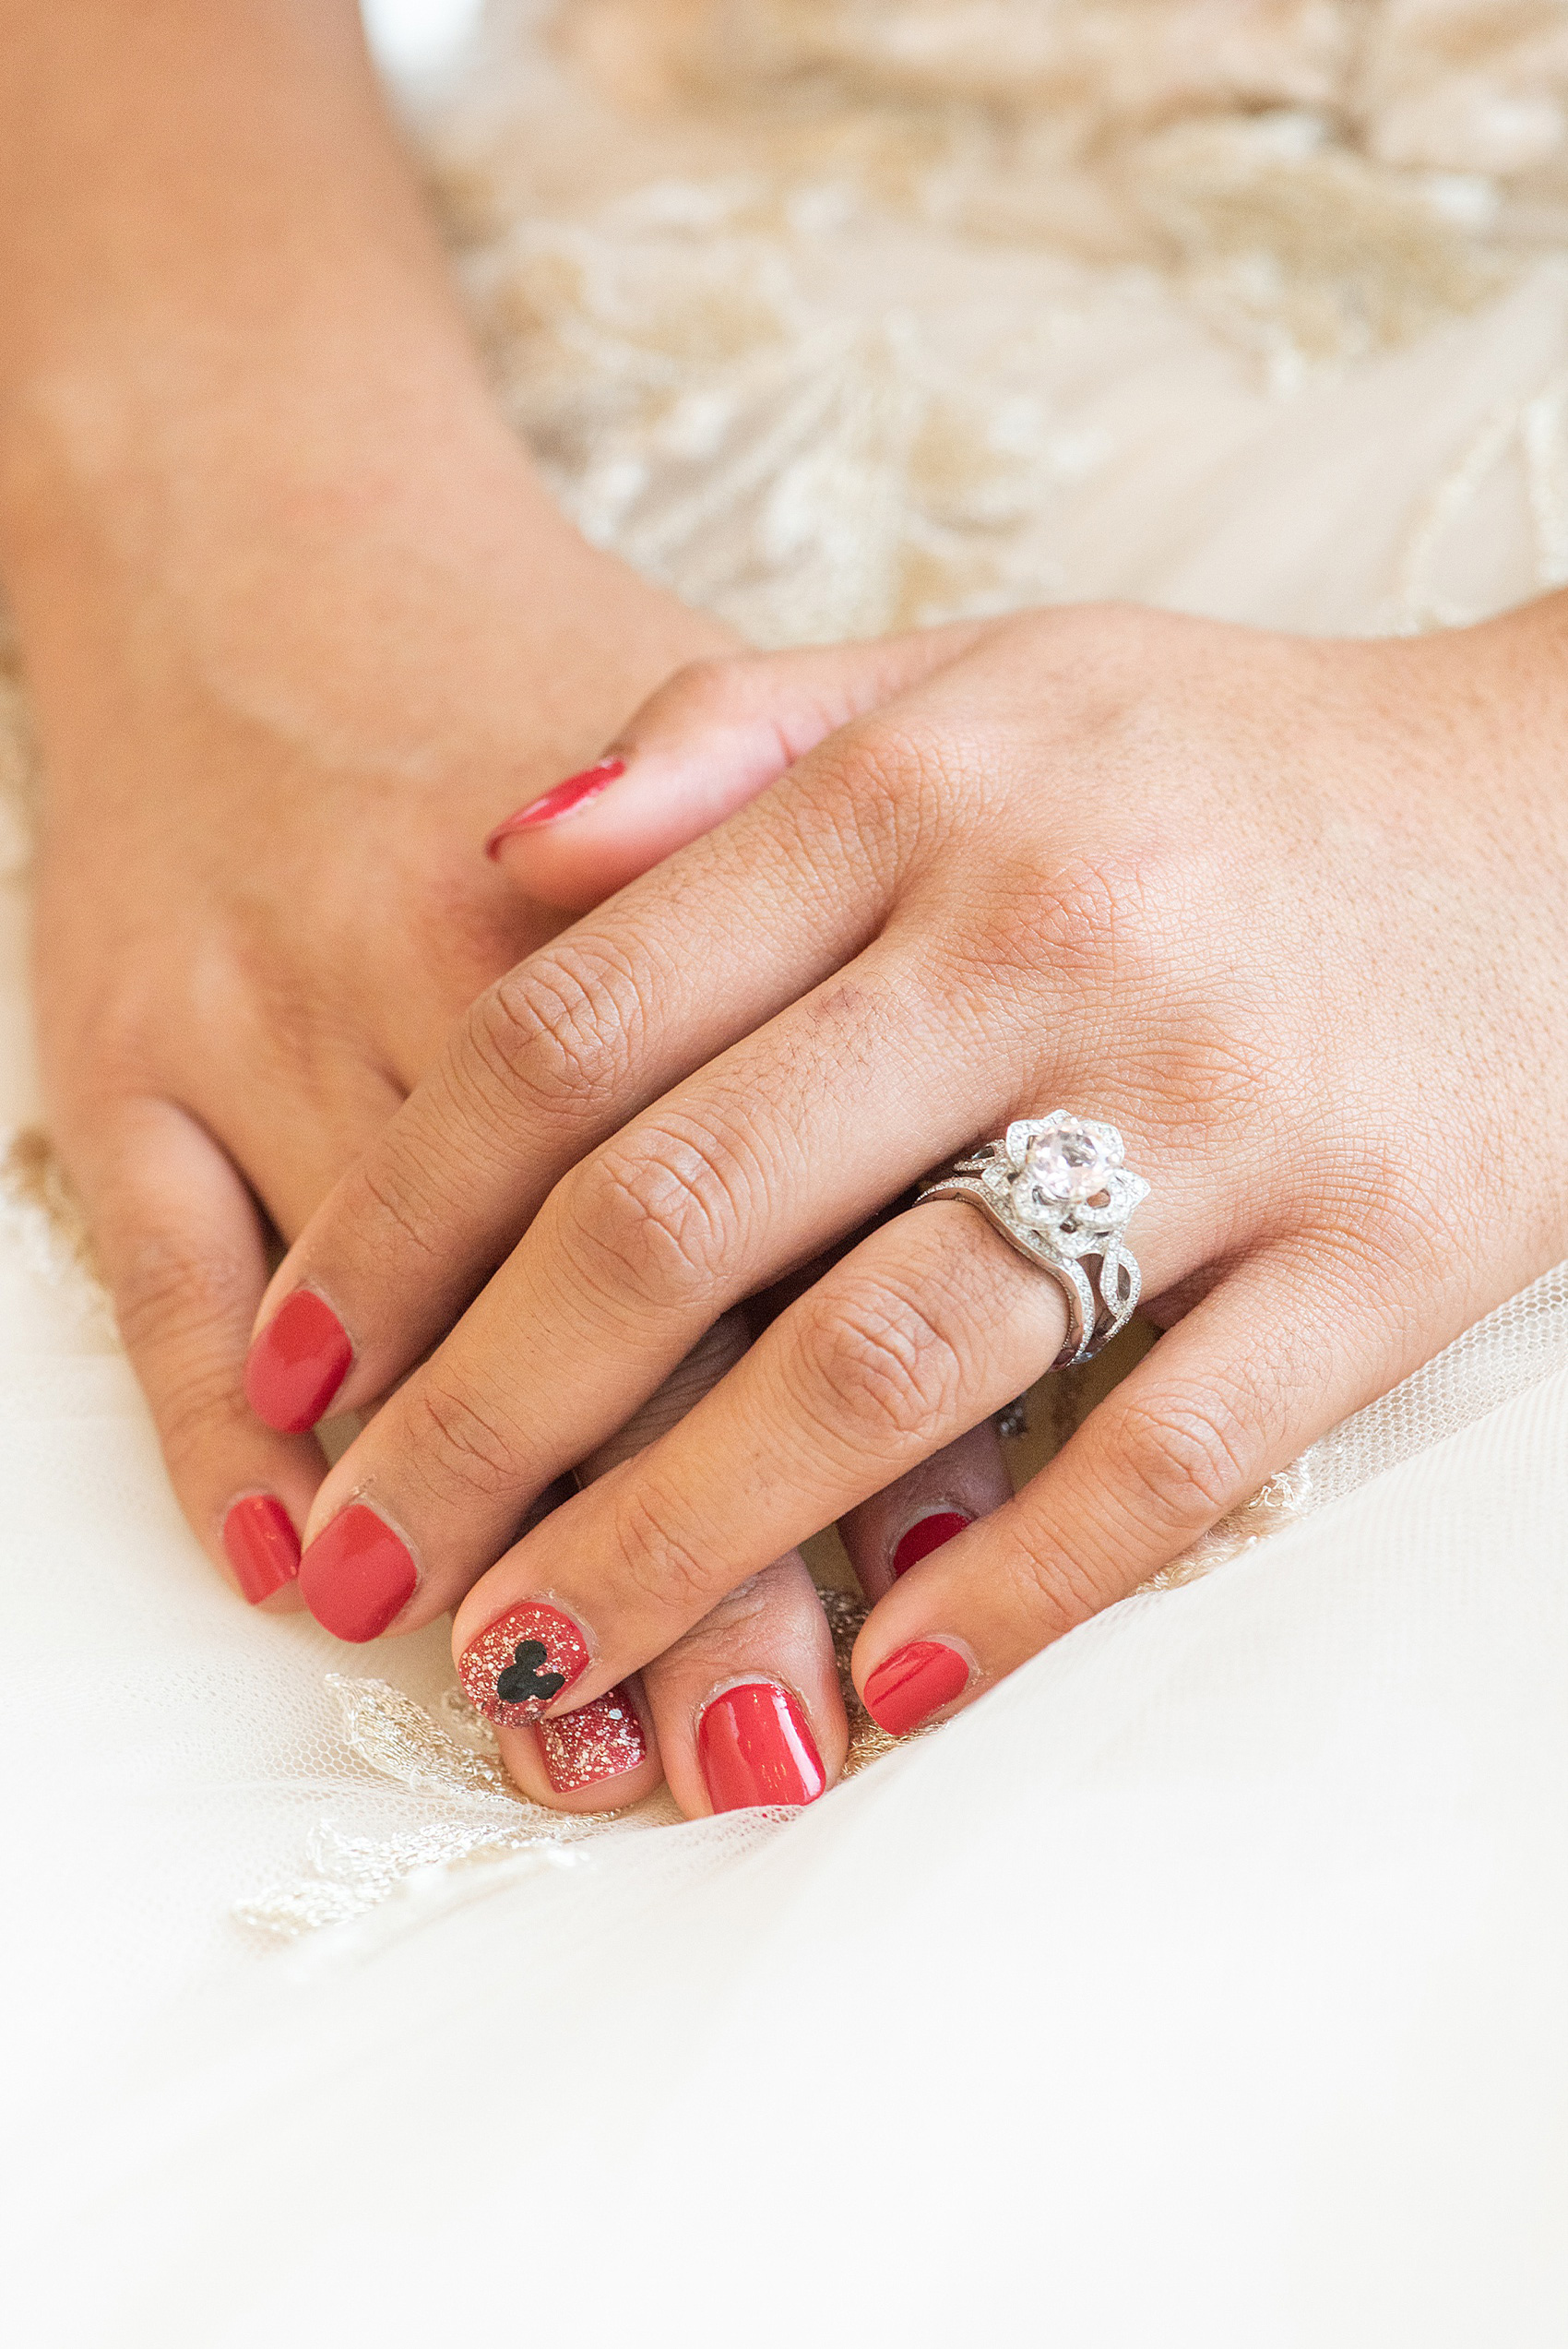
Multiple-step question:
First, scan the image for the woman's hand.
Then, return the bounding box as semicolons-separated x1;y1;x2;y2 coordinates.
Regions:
23;430;731;1602
251;595;1568;1779
24;455;1011;1821
0;0;1010;1826
0;0;742;1599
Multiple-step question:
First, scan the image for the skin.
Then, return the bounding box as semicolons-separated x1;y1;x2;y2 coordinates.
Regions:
0;0;1003;1812
258;600;1568;1757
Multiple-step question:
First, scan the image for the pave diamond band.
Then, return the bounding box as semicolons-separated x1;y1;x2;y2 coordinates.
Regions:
917;1112;1149;1371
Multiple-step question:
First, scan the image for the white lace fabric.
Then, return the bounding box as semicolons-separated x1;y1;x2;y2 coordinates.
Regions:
404;0;1568;648
5;5;1568;2341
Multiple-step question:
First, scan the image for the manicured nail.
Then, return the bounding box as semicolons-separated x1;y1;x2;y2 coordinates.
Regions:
697;1680;826;1812
244;1289;352;1433
538;1683;647;1793
484;758;625;855
299;1503;417;1642
861;1640;970;1735
458;1601;591;1724
222;1494;301;1604
891;1508;971;1580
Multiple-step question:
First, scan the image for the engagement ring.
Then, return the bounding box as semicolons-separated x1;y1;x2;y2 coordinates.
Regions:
917;1112;1148;1370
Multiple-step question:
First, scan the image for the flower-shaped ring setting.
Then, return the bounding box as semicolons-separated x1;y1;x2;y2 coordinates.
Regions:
916;1113;1149;1371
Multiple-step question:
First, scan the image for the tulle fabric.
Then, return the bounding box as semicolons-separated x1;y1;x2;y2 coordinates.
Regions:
5;4;1568;2339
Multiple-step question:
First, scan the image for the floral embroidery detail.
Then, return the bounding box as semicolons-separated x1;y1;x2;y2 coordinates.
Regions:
235;1675;677;1938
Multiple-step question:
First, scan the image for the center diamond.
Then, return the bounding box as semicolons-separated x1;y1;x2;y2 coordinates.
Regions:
1009;1120;1114;1227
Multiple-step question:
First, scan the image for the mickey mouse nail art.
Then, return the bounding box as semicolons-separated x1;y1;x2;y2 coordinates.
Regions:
495;1639;565;1706
459;1602;590;1725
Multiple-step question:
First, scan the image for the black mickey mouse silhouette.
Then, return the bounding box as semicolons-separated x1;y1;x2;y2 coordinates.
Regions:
494;1638;566;1705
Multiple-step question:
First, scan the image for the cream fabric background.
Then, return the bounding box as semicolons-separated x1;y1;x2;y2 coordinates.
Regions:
5;4;1568;2339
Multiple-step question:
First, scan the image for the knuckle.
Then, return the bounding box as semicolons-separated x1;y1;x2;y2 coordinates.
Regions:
671;1570;776;1650
839;712;948;816
556;1125;744;1310
463;942;643;1129
397;1368;529;1507
791;1271;967;1451
114;1231;250;1363
799;713;954;860
351;1148;446;1266
646;1562;824;1686
647;654;759;731
157;1358;251;1474
607;1476;719;1618
1039;847;1160;995
1151;1008;1280;1127
992;1521;1114;1642
1113;1384;1256;1538
110;1237;255;1470
953;845;1164;1027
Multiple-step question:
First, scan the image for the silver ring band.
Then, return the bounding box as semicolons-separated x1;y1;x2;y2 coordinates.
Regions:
917;1112;1148;1372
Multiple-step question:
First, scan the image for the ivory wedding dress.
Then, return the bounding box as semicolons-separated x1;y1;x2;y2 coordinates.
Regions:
5;5;1568;2340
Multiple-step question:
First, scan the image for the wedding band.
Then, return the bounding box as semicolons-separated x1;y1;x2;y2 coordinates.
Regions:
916;1112;1149;1371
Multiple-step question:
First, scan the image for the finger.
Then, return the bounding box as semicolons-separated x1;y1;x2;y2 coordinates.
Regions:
220;1055;406;1246
849;1246;1372;1735
638;1551;844;1818
442;1201;1085;1719
567;1309;844;1818
253;629;992;1432
70;1097;330;1606
291;939;1021;1640
836;1418;1015;1603
483;627;986;912
490;1309;837;1815
247;731;905;1434
447;1463;665;1811
491;1673;664;1816
486;1320;749;1807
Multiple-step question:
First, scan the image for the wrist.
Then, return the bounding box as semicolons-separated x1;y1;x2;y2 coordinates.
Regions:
0;327;568;723
0;281;537;573
0;0;548;683
6;340;730;834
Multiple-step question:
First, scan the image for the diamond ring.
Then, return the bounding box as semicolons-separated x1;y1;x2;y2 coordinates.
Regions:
916;1112;1149;1370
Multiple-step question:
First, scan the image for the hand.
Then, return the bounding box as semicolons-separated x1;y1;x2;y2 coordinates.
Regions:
0;0;744;1608
22;416;737;1589
24;443;1014;1825
0;0;1004;1820
249;597;1568;1789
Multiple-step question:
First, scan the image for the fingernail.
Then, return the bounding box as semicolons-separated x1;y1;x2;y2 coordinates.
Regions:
538;1683;647;1792
696;1680;826;1812
244;1289;353;1433
891;1508;971;1580
458;1601;591;1723
299;1503;417;1642
222;1494;302;1604
861;1640;970;1735
484;758;626;854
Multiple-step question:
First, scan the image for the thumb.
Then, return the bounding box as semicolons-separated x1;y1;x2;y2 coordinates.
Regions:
483;624;985;912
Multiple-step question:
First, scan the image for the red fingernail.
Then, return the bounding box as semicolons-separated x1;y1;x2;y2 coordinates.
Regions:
484;758;625;854
538;1683;647;1792
861;1641;970;1735
244;1290;352;1433
458;1601;591;1724
299;1504;417;1642
697;1681;826;1812
222;1494;301;1604
891;1508;971;1580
